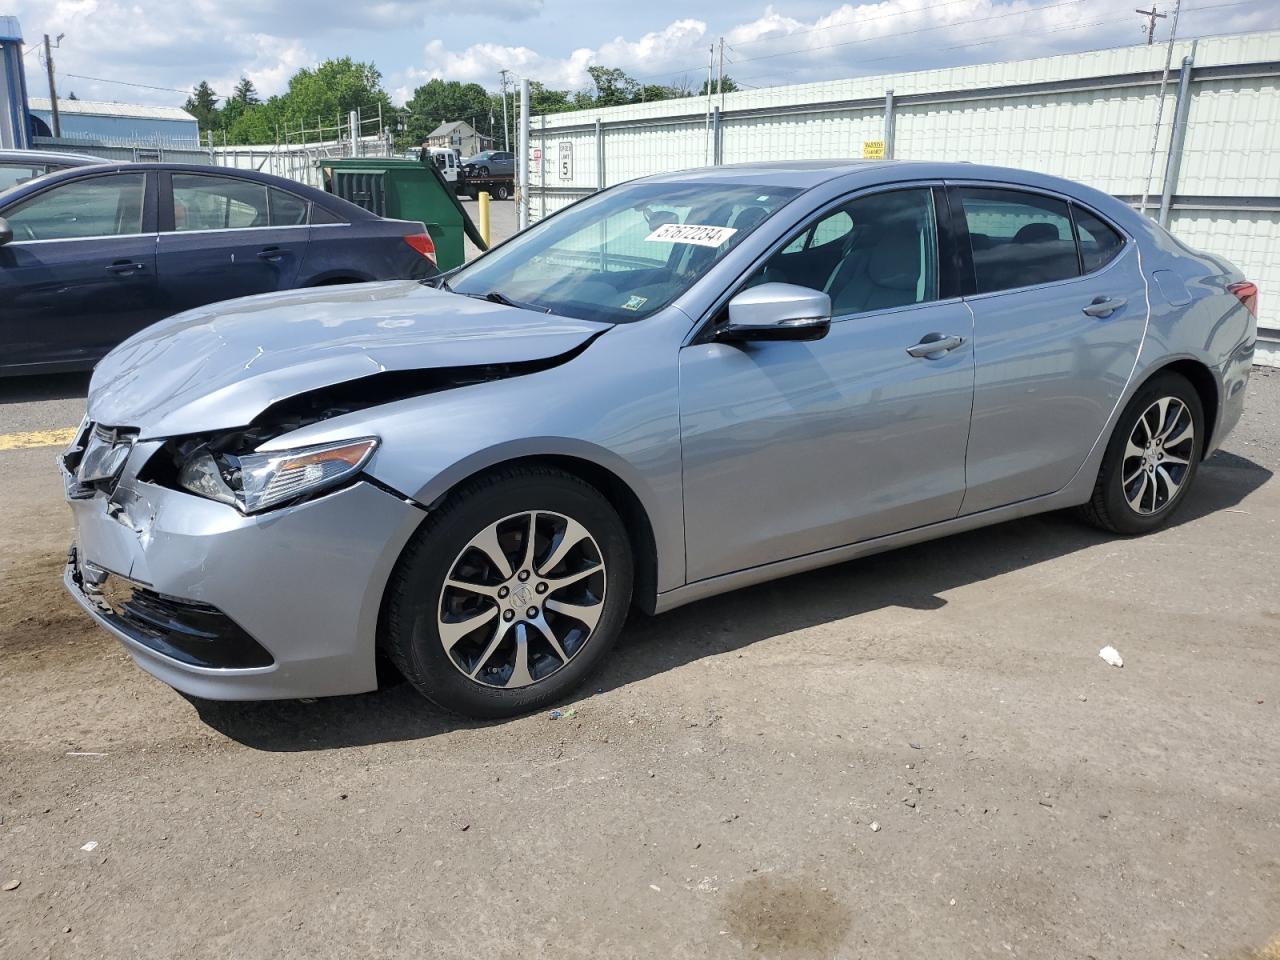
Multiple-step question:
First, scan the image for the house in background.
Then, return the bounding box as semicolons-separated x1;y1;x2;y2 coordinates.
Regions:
425;120;493;158
28;96;199;147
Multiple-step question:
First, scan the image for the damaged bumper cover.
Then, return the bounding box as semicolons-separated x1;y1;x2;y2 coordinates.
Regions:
62;456;425;701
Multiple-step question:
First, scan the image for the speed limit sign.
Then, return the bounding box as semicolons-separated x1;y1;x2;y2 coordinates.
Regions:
559;142;573;180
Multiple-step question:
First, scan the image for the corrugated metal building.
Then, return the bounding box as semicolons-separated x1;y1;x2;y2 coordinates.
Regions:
28;97;199;147
528;29;1280;360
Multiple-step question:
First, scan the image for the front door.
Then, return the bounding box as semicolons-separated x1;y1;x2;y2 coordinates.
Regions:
950;185;1148;513
679;186;976;583
0;171;161;370
156;172;307;315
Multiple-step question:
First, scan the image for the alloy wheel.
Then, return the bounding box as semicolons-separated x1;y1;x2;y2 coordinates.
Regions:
437;511;607;688
1122;396;1195;515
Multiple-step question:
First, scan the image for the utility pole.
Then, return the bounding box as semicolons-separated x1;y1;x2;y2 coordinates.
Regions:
498;69;512;152
1136;5;1167;45
43;34;63;138
717;36;725;110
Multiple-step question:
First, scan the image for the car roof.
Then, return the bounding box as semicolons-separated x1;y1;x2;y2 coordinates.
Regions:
0;148;105;166
639;159;1139;227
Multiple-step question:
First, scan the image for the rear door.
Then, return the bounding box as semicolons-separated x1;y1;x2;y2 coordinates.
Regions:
0;170;161;369
951;184;1147;513
155;171;309;315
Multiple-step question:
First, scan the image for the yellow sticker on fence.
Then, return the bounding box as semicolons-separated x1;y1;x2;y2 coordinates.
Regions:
863;140;885;159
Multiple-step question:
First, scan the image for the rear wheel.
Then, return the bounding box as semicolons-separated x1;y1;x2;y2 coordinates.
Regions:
1078;371;1204;534
382;466;633;718
495;184;510;201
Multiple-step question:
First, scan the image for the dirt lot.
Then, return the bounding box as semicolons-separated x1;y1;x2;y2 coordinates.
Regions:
2;366;1278;960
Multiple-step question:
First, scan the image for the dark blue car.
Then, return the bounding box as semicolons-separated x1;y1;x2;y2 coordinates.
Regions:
0;162;439;376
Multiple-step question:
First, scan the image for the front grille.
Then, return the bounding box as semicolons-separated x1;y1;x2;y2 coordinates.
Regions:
80;567;274;669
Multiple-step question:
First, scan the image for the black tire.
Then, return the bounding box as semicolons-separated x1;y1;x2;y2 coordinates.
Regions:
381;465;633;719
478;165;490;176
1078;371;1204;535
495;184;510;201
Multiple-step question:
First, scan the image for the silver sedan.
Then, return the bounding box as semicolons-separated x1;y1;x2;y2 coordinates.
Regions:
62;161;1258;718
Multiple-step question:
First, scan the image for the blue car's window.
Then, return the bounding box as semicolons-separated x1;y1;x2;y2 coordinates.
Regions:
752;188;939;316
1073;206;1125;273
448;181;799;322
4;173;146;241
956;187;1080;294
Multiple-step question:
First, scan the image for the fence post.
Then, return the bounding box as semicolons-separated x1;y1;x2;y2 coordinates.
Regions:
712;106;722;165
884;89;896;160
517;78;530;231
1158;46;1196;229
595;118;605;192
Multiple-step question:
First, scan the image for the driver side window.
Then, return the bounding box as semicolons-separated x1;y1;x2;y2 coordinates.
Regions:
5;173;147;241
753;188;939;317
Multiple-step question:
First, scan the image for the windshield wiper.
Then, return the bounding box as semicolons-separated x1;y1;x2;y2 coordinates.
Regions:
470;290;552;314
421;274;453;292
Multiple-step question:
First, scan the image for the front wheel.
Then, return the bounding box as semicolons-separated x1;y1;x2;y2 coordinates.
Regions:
1078;371;1204;534
495;184;510;201
382;466;633;718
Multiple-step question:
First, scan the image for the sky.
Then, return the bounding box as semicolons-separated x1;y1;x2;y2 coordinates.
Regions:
9;0;1278;109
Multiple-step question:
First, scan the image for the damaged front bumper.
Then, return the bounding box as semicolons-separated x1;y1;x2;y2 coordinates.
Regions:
62;450;425;700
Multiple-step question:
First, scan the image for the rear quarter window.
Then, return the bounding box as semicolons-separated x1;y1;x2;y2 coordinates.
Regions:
1073;206;1125;272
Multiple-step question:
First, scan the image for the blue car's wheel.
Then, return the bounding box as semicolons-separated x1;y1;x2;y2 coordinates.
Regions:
382;465;633;718
1079;371;1204;535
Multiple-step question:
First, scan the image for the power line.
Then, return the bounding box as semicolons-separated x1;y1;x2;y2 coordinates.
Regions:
728;0;1091;66
60;73;192;95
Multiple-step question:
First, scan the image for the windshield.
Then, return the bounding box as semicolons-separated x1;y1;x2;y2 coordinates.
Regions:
447;180;800;323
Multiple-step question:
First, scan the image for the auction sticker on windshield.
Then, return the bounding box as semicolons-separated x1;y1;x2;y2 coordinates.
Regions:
645;223;737;247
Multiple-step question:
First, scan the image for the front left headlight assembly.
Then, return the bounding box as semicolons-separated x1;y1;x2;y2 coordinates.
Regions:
175;437;379;514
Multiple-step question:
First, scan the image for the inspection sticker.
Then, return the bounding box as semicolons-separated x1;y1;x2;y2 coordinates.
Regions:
644;223;737;248
622;295;648;311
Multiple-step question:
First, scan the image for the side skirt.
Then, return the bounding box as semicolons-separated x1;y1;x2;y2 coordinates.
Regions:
652;487;1083;616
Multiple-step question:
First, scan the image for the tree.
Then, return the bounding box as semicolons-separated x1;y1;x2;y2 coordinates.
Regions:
184;80;220;132
231;77;261;105
699;74;740;96
587;66;640;106
277;58;393;139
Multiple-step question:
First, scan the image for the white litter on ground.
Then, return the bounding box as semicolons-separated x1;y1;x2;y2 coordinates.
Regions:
80;841;98;852
1099;646;1124;668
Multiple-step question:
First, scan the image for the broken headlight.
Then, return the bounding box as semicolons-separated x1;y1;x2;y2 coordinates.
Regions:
175;437;378;514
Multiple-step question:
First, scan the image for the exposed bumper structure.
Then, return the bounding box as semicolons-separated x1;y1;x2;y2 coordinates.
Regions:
63;469;424;700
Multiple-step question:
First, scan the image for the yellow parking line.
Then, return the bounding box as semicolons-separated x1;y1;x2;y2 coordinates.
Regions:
0;427;78;451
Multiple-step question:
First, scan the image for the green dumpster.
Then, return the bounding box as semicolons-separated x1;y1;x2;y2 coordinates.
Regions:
321;157;487;271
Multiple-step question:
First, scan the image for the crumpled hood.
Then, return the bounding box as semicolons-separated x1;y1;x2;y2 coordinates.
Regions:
88;280;611;438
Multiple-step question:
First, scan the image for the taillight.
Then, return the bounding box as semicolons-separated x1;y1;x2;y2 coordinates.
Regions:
1228;281;1258;317
403;233;436;262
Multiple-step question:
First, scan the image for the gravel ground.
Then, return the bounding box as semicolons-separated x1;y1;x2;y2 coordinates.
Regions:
1;366;1277;960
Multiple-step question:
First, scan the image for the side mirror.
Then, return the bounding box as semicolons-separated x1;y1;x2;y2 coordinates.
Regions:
719;282;832;343
0;217;11;246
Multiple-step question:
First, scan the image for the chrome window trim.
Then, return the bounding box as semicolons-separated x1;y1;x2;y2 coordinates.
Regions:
158;224;312;237
6;232;158;246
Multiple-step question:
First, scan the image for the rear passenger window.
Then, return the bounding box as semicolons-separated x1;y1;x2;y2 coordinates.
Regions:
957;188;1079;294
172;174;268;231
1073;206;1124;272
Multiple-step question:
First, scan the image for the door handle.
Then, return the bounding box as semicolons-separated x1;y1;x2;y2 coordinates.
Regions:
105;260;145;276
1082;295;1126;318
906;333;965;358
257;247;284;262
